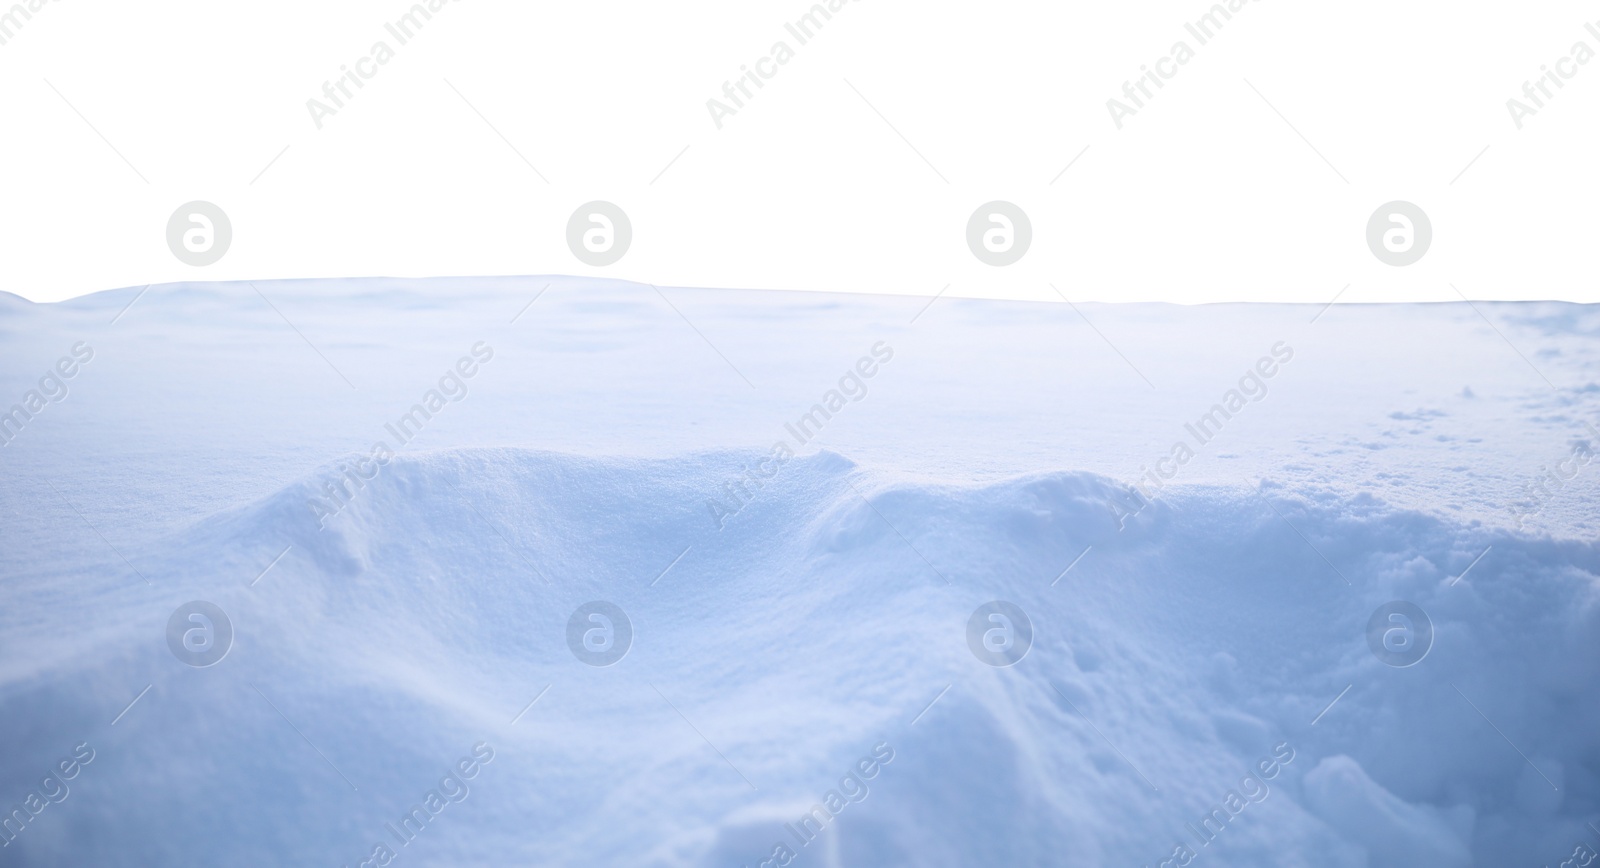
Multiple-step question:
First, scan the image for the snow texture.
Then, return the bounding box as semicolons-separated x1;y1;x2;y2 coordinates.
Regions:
1;277;1598;867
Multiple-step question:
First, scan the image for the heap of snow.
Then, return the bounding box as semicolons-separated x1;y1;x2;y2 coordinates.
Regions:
3;447;1596;866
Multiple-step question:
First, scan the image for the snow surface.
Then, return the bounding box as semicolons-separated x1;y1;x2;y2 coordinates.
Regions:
1;277;1598;866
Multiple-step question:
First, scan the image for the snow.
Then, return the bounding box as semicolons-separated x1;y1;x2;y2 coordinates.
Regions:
1;277;1598;866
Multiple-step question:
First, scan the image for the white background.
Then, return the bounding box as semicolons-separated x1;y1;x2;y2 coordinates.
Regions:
1;0;1597;304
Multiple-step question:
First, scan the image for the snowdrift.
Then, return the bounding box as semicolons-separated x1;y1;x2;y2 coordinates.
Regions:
4;447;1598;866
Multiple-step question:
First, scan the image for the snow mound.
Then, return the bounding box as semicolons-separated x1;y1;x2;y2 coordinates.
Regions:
3;447;1597;866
